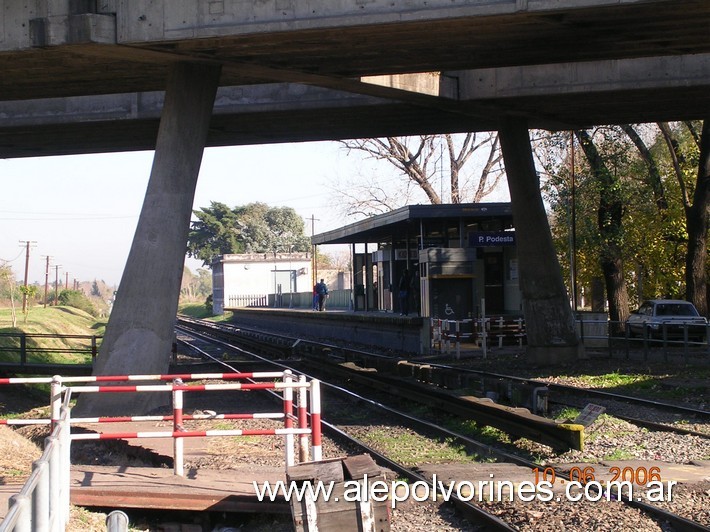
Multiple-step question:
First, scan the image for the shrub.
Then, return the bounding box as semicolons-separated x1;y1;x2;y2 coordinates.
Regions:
57;290;98;317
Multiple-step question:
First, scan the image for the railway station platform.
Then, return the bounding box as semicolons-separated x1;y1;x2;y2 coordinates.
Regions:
226;307;431;355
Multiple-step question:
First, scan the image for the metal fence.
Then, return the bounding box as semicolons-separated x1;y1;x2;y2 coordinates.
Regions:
577;317;710;361
0;392;72;532
0;333;99;364
227;289;353;310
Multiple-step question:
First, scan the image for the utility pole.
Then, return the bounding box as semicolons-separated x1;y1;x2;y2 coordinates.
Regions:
42;255;51;308
65;271;69;291
54;264;62;306
19;240;36;313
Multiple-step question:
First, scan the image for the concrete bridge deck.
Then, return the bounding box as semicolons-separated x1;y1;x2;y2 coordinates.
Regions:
1;1;709;157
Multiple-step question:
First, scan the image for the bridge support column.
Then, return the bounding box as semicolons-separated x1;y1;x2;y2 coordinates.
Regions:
498;117;584;364
78;62;221;415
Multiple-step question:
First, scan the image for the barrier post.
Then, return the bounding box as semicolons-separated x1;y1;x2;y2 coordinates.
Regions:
310;379;322;462
59;405;71;527
297;375;309;463
283;371;295;467
20;333;27;366
31;460;49;531
47;434;61;531
50;375;62;431
172;379;184;476
8;494;30;532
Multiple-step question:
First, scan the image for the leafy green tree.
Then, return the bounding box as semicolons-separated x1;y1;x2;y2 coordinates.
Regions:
18;284;38;323
187;202;245;264
541;121;708;319
656;121;710;315
187;202;310;265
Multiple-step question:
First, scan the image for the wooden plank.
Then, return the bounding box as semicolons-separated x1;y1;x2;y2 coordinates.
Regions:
342;454;380;480
287;457;346;483
69;465;290;514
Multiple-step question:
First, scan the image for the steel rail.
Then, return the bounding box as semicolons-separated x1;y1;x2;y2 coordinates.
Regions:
427;365;710;420
176;324;519;530
176;319;709;532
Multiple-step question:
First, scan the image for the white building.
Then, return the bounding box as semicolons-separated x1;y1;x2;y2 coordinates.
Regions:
211;252;312;314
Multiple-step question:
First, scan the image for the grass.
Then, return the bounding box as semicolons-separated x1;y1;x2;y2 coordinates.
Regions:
361;427;479;466
566;371;658;390
178;303;233;323
0;306;106;364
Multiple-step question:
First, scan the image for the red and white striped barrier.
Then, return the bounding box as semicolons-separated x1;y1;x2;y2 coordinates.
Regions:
0;412;283;426
1;370;323;476
0;371;285;385
71;428;312;440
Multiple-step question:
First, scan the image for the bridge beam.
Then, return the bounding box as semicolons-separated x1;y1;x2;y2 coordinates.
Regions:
77;61;221;415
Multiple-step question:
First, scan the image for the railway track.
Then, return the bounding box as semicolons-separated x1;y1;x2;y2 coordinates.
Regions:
174;317;710;531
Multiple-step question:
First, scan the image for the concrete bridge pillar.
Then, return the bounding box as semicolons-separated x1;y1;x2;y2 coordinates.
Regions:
498;117;584;364
77;61;221;415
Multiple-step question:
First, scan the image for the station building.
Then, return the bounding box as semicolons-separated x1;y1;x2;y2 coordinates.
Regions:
211;252;312;314
313;203;522;321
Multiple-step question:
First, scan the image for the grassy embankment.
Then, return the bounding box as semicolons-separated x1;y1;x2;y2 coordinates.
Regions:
0;306;106;365
178;302;233;322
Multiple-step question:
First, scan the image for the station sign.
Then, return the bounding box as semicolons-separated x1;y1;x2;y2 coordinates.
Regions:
468;231;516;247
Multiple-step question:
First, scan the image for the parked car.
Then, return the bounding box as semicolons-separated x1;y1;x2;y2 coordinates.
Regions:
626;299;708;340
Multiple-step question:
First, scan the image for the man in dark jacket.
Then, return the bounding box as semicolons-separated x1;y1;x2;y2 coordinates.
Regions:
316;279;329;311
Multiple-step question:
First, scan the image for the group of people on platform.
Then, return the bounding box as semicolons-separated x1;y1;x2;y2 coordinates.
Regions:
312;278;329;311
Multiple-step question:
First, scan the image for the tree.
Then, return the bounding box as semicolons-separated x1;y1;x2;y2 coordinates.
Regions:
180;267;212;301
1;264;18;328
575;128;631;328
335;133;504;217
18;284;38;323
541;121;708;321
658;121;710;316
187;202;311;265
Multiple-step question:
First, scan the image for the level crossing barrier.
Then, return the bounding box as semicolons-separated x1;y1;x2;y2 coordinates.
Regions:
430;318;474;359
430;317;527;358
0;370;322;530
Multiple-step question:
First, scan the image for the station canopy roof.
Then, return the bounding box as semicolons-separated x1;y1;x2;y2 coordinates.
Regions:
312;203;513;245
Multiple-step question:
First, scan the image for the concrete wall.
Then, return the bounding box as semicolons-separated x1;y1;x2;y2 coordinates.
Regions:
115;0;644;43
230;308;428;354
0;0;670;50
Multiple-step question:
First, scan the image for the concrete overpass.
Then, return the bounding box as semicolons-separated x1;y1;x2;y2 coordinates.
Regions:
3;1;708;412
1;0;709;156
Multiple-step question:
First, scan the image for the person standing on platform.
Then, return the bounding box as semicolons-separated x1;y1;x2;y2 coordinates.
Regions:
312;283;319;311
316;278;329;311
398;269;411;316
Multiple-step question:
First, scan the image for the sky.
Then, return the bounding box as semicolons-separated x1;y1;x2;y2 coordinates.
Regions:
0;141;358;287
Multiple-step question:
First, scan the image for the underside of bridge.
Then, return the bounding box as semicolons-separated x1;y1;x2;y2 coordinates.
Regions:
2;1;709;410
1;0;709;156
